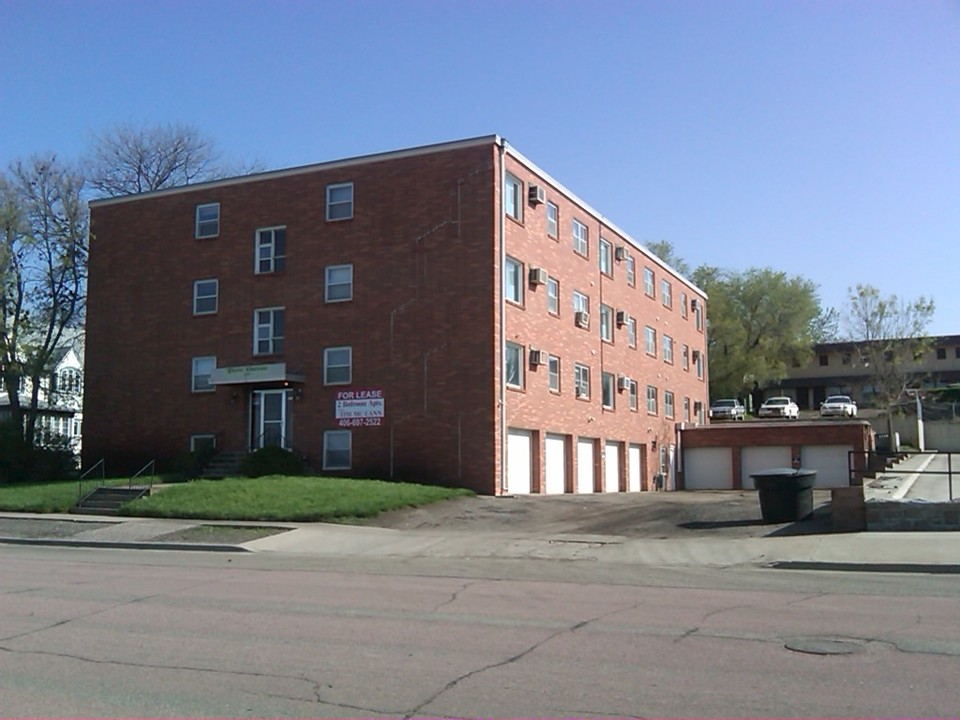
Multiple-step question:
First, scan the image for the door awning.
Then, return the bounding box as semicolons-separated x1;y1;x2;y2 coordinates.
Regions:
209;363;305;386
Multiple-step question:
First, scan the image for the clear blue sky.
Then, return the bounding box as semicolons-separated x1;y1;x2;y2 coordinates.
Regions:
2;0;957;336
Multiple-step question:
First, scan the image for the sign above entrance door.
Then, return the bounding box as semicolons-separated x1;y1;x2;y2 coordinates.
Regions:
209;362;305;385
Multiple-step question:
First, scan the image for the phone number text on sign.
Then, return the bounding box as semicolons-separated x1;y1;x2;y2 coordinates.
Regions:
338;417;383;427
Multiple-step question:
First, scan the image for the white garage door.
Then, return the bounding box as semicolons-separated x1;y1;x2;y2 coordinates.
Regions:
741;446;792;489
604;442;620;492
577;438;595;493
506;428;532;495
802;445;854;487
544;433;567;494
628;444;643;492
683;447;734;489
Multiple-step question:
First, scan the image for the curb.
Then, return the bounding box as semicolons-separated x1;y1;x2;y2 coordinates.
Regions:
0;536;249;553
770;560;960;575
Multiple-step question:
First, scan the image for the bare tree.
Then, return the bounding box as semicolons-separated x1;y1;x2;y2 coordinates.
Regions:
0;156;87;446
85;122;260;197
844;283;935;408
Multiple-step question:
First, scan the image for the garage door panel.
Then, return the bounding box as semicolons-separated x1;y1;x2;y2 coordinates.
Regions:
741;446;792;489
803;445;854;487
577;438;595;494
684;448;734;490
507;428;532;495
628;444;642;492
545;434;567;494
604;442;620;493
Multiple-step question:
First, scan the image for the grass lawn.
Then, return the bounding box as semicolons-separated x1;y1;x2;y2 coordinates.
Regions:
0;475;473;522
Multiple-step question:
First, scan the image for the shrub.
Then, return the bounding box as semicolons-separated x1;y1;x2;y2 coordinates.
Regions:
170;447;217;481
240;446;305;478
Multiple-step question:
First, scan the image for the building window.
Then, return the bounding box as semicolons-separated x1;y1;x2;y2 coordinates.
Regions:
505;256;523;305
193;279;218;315
256;227;286;274
661;279;672;308
682;344;690;371
572;219;588;256
955;347;960;359
547;277;560;315
57;368;82;394
819;354;829;366
662;335;674;364
190;434;216;452
573;290;589;315
546;202;558;238
326;182;354;221
548;354;560;392
254;308;284;355
936;347;947;360
323;430;351;470
574;363;590;398
644;267;655;297
505;173;523;221
627;317;637;348
195;203;219;238
324;346;352;385
599;239;613;276
325;264;353;302
506;342;523;388
695;304;703;332
683;396;691;421
665;391;675;419
626;256;636;287
646;385;658;414
191;356;216;393
602;372;615;409
695;350;704;379
629;381;638;411
645;326;657;356
600;304;613;342
842;353;852;365
680;292;688;318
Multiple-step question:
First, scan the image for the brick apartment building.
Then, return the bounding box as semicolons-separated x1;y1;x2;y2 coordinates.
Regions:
83;135;709;495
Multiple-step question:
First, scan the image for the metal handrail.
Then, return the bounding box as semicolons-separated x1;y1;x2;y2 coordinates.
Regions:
77;458;106;502
130;459;155;490
852;449;958;501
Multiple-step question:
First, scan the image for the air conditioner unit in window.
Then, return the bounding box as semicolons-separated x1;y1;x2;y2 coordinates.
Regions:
692;350;701;360
575;311;590;329
529;349;548;367
615;245;628;261
528;185;546;205
528;267;548;286
616;309;629;326
617;375;632;392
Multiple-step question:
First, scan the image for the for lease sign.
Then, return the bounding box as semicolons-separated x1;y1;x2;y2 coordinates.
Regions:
335;388;384;426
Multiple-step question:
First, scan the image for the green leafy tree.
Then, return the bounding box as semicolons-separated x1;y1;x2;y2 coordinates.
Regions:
692;266;823;400
843;283;935;408
645;240;691;277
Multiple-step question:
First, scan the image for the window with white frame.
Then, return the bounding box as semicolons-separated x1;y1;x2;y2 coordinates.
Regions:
680;291;688;318
661;279;672;308
572;218;588;256
573;290;589;315
644;267;655;297
324;346;352;385
599;239;613;276
256;227;286;274
323;430;351;470
600;304;613;342
682;344;690;371
57;368;82;394
193;279;218;315
547;277;559;315
695;303;703;332
195;203;219;238
629;381;638;411
662;334;674;364
645;326;657;355
602;372;615;409
574;363;590;398
627;317;637;348
546;201;558;238
325;264;353;302
646;385;658;414
664;391;675;418
505;173;523;221
505;256;523;304
326;182;354;221
505;342;523;388
254;308;285;355
683;396;691;421
695;350;704;379
626;256;636;287
548;354;560;392
191;356;216;392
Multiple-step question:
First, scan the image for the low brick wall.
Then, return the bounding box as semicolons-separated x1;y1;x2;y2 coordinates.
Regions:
866;500;960;531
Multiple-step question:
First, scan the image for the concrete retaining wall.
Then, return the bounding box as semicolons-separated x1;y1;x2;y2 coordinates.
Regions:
866;500;960;531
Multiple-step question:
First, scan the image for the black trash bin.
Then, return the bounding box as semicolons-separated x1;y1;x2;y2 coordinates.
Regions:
750;468;817;523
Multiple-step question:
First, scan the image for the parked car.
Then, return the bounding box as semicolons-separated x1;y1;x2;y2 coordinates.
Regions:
758;396;800;419
709;398;746;421
820;395;857;418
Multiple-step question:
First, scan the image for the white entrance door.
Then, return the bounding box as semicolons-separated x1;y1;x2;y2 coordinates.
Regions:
628;444;642;492
252;389;291;449
544;433;567;494
604;441;620;492
577;438;595;493
506;428;532;495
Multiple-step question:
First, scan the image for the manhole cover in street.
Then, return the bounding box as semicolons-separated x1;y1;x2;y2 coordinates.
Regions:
785;637;865;656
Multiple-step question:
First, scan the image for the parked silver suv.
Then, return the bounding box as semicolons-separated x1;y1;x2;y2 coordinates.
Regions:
709;398;746;421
